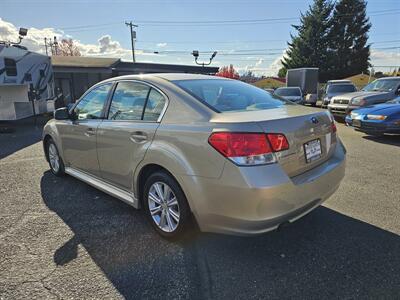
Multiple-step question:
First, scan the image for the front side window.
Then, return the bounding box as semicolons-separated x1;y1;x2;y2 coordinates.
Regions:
172;79;292;113
143;89;166;121
74;83;112;120
4;58;17;76
108;82;150;120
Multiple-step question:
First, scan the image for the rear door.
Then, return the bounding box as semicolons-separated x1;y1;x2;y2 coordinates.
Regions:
96;80;167;191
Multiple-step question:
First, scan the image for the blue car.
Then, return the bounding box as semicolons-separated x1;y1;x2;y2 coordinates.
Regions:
345;97;400;135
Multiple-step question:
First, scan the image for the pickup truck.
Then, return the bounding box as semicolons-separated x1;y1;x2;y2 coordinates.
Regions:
328;77;400;116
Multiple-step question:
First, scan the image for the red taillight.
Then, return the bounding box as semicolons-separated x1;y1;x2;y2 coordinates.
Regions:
331;122;337;133
266;134;289;152
208;132;289;166
208;132;272;157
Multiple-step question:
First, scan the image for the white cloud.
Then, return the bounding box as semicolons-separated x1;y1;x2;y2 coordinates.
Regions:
370;49;400;72
156;42;167;48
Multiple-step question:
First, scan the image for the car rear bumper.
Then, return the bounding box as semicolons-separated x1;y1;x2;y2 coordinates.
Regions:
181;140;346;235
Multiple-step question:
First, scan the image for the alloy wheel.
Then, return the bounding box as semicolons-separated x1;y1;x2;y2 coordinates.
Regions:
48;143;60;173
148;182;180;233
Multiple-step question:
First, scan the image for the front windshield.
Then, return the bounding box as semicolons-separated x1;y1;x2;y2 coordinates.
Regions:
274;88;301;96
327;84;356;93
362;79;400;92
172;79;293;112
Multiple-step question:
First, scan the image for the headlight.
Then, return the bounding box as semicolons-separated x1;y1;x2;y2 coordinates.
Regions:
367;114;387;120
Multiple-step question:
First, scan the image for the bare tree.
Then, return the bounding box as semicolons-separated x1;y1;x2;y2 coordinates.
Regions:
55;38;81;56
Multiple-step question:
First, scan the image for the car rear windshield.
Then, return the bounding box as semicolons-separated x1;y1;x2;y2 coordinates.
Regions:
327;84;356;93
274;88;301;96
172;79;292;112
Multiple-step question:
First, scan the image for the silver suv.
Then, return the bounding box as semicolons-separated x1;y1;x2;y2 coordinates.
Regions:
43;74;346;238
328;77;400;116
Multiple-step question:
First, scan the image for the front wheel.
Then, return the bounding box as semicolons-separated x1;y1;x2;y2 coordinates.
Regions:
143;171;191;239
47;139;65;176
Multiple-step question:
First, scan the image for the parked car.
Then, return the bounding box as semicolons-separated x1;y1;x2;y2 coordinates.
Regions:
263;88;275;94
43;74;346;238
345;97;400;135
328;77;400;117
274;87;303;103
322;81;357;108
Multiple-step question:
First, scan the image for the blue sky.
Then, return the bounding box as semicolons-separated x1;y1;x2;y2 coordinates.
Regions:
1;0;399;75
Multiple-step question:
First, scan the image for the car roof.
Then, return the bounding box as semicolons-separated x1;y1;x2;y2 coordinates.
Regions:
277;86;301;89
327;80;352;84
100;73;223;83
328;83;355;86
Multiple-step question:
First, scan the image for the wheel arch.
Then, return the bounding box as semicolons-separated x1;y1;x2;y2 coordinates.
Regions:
135;163;197;217
43;134;53;162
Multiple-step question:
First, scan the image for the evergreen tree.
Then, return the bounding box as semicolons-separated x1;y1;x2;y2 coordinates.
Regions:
328;0;371;79
281;0;333;81
277;67;287;78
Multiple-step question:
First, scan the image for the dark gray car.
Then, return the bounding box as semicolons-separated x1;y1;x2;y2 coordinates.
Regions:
328;77;400;116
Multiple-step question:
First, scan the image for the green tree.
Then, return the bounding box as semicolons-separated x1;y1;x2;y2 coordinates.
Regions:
277;67;287;78
328;0;371;79
281;0;334;82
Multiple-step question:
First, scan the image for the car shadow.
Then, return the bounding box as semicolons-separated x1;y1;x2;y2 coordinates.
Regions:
0;115;50;159
362;134;400;146
40;171;400;299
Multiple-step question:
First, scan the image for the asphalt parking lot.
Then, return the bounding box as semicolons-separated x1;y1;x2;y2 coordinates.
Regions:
0;116;399;299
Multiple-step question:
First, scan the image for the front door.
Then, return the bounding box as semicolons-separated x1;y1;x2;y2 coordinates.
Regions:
97;81;167;191
59;83;113;177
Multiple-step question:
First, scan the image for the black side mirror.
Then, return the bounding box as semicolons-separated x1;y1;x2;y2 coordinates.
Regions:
54;107;70;120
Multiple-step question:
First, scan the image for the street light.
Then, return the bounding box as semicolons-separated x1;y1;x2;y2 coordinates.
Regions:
3;27;28;45
192;50;217;67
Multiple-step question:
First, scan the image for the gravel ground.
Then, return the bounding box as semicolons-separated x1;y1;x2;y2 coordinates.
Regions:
0;116;399;299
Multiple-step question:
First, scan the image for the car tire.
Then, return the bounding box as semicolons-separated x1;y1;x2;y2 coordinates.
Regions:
143;171;192;239
46;139;65;176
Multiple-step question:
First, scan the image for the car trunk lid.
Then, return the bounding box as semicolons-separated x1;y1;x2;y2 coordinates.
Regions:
211;106;337;177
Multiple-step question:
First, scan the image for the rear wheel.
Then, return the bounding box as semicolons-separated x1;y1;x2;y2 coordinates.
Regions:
47;139;65;176
143;171;191;239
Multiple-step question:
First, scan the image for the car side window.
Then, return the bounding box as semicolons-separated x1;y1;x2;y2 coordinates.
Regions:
143;88;166;121
108;82;150;120
74;83;112;120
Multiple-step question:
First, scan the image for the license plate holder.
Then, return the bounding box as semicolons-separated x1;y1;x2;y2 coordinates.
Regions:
304;139;322;163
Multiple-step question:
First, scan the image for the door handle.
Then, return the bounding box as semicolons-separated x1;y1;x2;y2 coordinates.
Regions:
84;128;96;137
130;132;148;143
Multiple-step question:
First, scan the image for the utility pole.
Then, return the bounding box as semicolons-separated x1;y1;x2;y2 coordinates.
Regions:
125;21;138;63
44;37;48;56
53;36;58;56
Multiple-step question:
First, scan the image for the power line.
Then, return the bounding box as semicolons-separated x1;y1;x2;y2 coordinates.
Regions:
42;9;400;32
135;11;400;27
134;9;400;24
